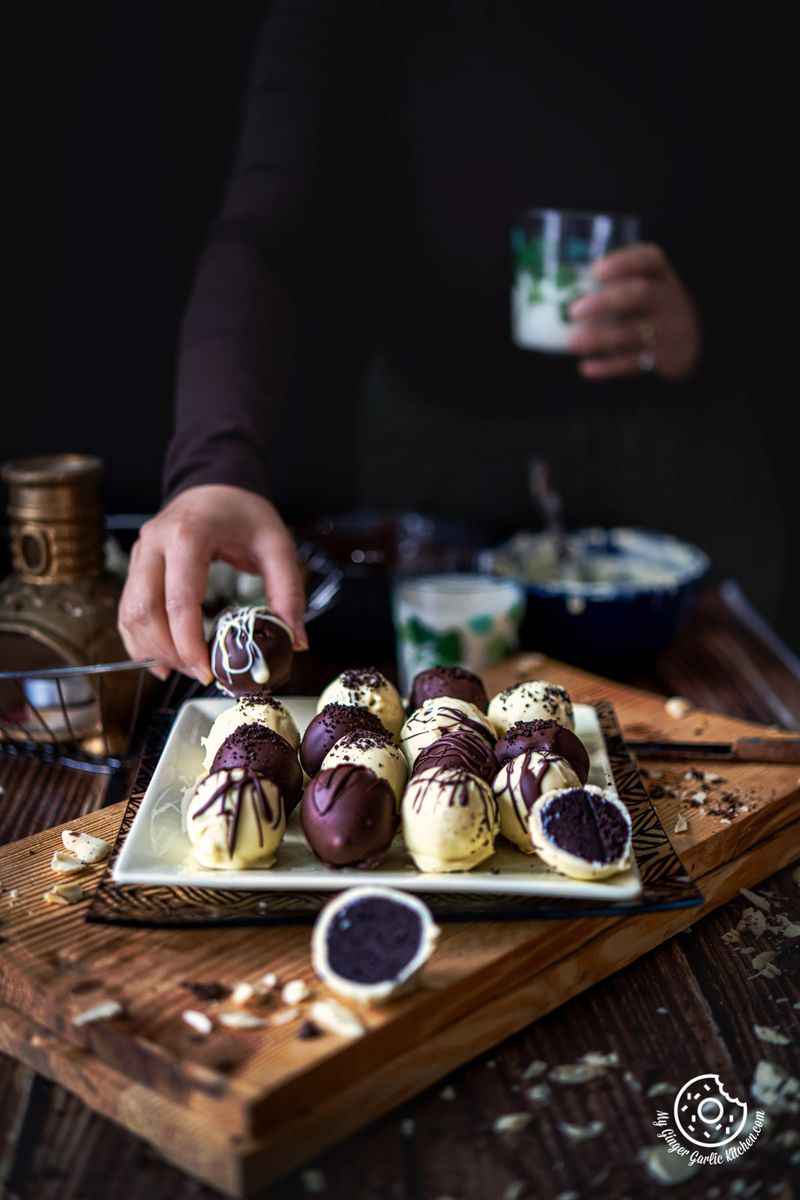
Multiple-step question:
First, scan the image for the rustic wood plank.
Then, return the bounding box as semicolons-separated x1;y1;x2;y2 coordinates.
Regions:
3;861;797;1200
1;823;797;1196
1;650;797;1196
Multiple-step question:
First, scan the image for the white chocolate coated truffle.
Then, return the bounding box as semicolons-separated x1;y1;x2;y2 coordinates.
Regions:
402;767;499;873
488;680;574;737
400;697;495;767
320;731;408;807
493;751;580;853
187;768;286;870
201;695;300;770
529;784;632;881
318;668;405;737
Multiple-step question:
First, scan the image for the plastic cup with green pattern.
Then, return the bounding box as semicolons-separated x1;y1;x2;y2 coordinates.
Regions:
511;208;640;354
392;573;526;695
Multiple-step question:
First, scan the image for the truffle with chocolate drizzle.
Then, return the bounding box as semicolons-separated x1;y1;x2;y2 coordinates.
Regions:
209;606;294;696
401;766;499;872
187;767;286;869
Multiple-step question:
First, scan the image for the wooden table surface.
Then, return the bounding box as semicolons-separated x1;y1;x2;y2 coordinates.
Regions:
2;584;799;1200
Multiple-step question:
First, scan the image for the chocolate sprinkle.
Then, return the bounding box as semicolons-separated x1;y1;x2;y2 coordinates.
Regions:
181;981;231;1003
297;1020;322;1040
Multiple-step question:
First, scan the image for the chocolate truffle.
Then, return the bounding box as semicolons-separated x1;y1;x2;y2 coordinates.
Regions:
311;886;439;1005
187;768;285;869
210;724;303;814
318;668;405;736
300;764;398;869
402;767;499;873
201;694;299;771
529;785;632;880
492;751;581;853
209;606;294;696
300;703;387;776
408;666;489;714
495;719;590;783
400;697;495;767
321;729;408;806
412;729;499;783
488;680;574;737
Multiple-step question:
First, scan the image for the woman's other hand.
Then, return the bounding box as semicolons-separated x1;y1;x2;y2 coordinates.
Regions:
567;244;702;382
118;485;307;681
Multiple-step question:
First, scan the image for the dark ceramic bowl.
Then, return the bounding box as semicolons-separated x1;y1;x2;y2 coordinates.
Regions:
483;527;710;667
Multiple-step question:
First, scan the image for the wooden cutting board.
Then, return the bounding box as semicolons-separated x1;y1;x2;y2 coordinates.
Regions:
1;655;798;1196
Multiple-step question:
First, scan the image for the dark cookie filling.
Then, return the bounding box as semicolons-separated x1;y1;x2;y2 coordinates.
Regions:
540;788;629;863
325;896;424;984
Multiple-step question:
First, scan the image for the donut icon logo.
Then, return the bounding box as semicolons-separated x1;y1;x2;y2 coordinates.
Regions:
674;1074;748;1148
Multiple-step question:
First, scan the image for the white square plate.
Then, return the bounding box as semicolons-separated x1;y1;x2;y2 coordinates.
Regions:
113;699;642;900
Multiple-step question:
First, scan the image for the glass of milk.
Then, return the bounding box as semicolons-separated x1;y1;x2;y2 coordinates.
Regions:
392;573;526;695
511;209;641;353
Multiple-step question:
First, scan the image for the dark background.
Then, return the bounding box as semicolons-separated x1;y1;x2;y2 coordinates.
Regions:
10;1;798;647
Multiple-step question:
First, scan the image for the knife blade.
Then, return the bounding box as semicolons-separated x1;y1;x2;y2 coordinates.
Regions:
626;737;800;764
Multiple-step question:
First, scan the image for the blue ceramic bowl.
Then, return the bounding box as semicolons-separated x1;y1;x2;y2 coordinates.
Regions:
484;527;710;666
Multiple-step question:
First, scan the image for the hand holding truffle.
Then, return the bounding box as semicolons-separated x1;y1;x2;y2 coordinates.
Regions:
118;484;307;682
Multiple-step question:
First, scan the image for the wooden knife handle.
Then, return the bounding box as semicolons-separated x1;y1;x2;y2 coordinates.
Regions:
732;737;800;764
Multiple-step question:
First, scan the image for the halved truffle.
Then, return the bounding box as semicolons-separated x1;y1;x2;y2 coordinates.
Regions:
529;785;632;880
311;886;439;1004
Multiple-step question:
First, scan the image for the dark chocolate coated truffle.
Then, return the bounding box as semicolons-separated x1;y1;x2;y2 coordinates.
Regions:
300;703;387;776
408;666;489;714
210;723;303;814
539;787;630;863
412;729;499;783
209;606;293;696
300;764;397;869
495;719;590;783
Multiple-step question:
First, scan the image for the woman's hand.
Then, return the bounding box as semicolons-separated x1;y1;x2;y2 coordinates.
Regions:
118;485;307;682
567;243;702;382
